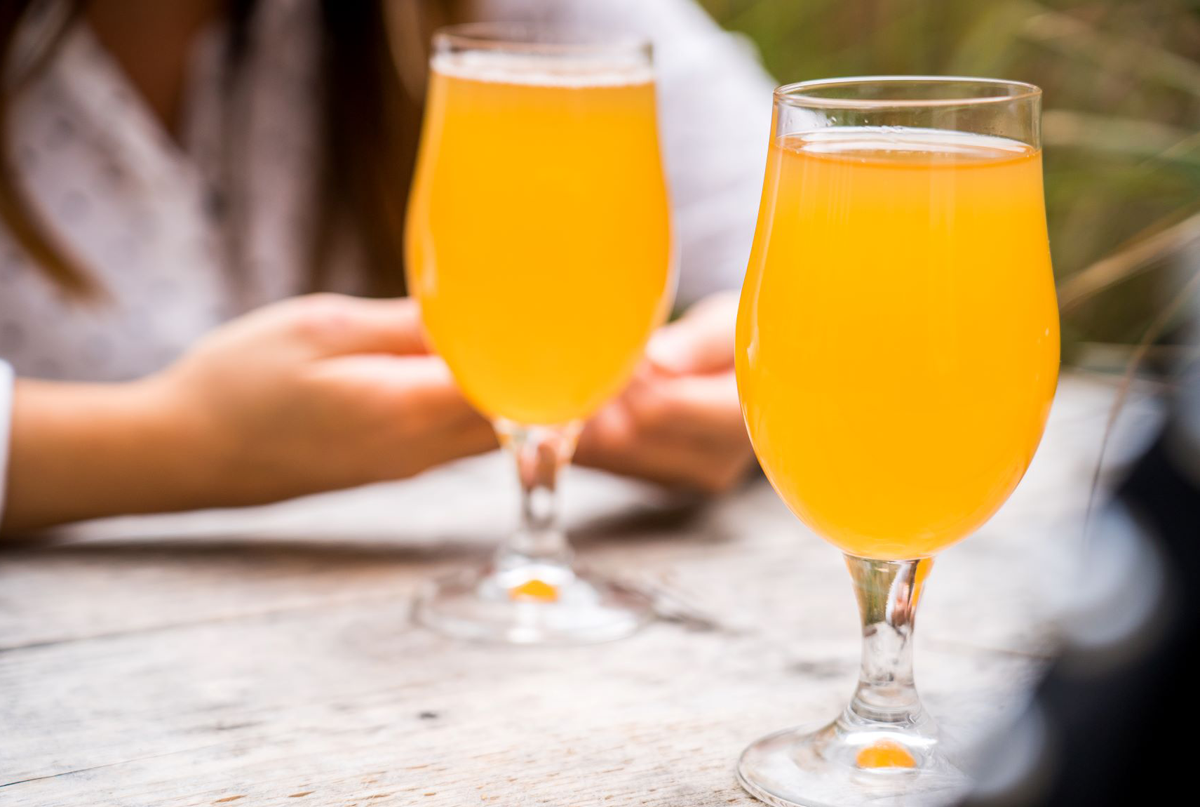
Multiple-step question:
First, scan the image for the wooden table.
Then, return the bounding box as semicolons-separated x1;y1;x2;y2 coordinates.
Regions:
0;374;1161;806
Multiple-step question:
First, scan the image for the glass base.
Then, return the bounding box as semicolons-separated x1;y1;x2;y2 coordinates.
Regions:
737;720;971;807
414;562;653;644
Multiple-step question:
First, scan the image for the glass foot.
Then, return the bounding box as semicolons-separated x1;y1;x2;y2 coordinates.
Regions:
414;562;653;644
737;720;971;807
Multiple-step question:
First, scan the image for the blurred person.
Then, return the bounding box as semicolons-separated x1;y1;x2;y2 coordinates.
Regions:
961;371;1199;807
0;0;771;533
960;263;1200;805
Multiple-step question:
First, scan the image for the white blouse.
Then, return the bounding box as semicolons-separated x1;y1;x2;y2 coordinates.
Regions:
0;0;774;523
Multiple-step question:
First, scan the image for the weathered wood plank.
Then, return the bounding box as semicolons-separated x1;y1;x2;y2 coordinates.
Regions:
0;375;1162;806
0;598;1042;806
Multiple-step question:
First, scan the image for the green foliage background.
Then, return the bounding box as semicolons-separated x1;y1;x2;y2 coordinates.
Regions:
701;0;1200;369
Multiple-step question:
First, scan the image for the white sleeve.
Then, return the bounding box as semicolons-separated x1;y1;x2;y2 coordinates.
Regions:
638;0;778;306
467;0;778;306
0;360;13;527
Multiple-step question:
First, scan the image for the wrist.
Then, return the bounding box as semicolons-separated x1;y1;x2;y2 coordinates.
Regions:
127;372;227;513
2;375;222;532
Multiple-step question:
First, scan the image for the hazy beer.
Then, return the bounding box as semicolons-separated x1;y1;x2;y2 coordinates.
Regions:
737;129;1059;560
407;53;673;426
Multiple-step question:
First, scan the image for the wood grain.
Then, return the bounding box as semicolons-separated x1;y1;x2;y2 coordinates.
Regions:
0;375;1162;806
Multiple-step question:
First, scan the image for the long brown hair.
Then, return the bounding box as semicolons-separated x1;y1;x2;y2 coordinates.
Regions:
0;0;451;299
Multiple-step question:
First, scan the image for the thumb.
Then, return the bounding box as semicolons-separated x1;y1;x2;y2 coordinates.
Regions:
290;295;430;357
645;291;738;376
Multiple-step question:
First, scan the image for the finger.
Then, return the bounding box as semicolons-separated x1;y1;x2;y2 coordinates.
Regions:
645;290;738;376
403;414;498;476
578;413;753;493
372;358;496;471
288;294;430;357
577;399;637;457
315;354;477;418
625;370;747;444
314;355;497;475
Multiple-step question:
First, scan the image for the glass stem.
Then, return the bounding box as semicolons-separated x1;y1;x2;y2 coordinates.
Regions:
842;555;935;731
493;419;582;570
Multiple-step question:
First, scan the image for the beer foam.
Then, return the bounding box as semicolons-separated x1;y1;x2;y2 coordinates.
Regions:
431;51;654;88
789;127;1035;161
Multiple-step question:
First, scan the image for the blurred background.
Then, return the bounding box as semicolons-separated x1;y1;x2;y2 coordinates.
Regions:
703;0;1200;377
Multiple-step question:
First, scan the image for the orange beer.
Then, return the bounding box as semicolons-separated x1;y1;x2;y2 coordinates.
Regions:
406;53;674;426
737;129;1060;560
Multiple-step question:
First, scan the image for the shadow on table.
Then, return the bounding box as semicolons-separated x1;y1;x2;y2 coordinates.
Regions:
1;493;717;569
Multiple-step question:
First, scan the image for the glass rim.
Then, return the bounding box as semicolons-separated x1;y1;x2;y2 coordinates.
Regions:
774;76;1042;110
432;22;651;58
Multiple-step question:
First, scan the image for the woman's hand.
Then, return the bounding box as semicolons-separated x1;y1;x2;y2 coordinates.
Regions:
3;294;495;532
575;292;756;493
161;294;496;503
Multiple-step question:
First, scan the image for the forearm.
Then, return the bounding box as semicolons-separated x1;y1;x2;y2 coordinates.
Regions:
1;377;214;534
